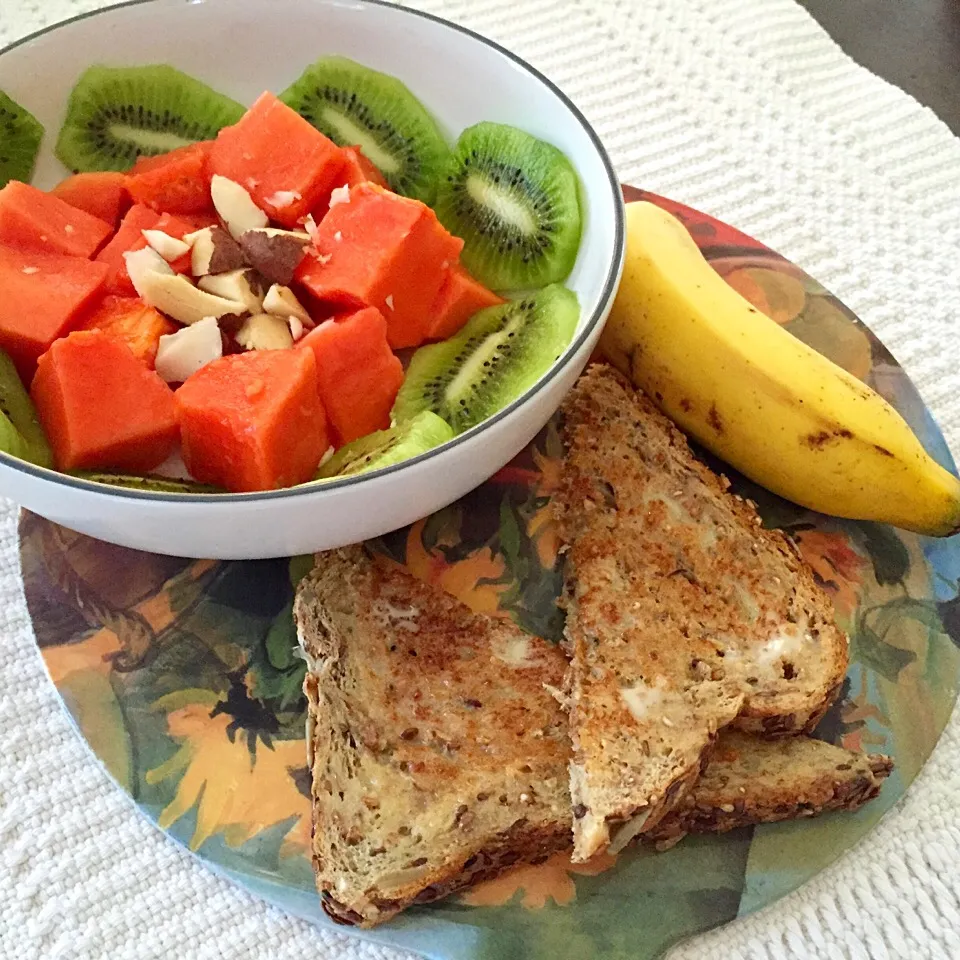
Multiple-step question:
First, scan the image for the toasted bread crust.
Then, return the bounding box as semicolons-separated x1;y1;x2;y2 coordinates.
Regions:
648;731;893;848
555;366;849;858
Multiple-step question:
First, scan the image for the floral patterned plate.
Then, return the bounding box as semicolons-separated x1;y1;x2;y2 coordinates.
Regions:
23;187;960;960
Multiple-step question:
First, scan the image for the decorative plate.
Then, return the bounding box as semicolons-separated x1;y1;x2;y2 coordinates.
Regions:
23;187;960;960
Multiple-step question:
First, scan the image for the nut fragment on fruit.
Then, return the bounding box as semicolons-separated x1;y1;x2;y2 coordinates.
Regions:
186;225;246;277
239;228;311;285
210;174;269;240
135;271;248;326
235;312;295;351
124;246;175;295
262;283;312;324
142;229;191;262
265;189;301;210
155;317;223;383
198;269;265;314
328;184;351;208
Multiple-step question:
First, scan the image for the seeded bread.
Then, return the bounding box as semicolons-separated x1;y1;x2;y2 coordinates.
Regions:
650;730;893;848
554;365;849;860
294;546;572;928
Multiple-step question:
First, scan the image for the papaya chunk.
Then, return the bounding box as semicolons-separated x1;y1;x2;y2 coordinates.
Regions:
175;349;329;492
0;180;112;259
0;246;108;381
297;183;462;349
78;294;178;368
31;329;178;472
209;92;344;227
298;306;403;446
127;141;215;216
51;172;131;228
428;264;505;340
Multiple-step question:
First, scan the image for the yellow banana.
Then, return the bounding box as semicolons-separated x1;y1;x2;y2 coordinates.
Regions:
601;201;960;536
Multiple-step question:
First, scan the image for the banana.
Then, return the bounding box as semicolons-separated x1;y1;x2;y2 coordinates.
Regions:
601;201;960;536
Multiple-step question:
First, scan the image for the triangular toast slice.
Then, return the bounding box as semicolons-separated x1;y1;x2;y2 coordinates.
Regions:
294;546;571;927
651;730;892;848
554;365;849;860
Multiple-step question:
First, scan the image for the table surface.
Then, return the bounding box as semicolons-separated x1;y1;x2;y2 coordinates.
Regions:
798;0;960;134
3;2;960;960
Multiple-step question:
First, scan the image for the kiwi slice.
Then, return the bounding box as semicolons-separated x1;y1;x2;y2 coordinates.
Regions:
0;90;44;187
393;284;579;434
72;472;224;494
55;65;245;173
434;122;582;291
0;351;52;467
280;56;451;204
316;411;454;479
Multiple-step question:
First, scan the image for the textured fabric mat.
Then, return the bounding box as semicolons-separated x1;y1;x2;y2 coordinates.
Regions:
2;1;960;958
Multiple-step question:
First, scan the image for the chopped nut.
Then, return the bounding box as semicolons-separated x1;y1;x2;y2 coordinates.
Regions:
198;269;264;314
134;269;247;326
185;225;246;277
124;246;175;294
235;312;294;351
142;229;191;262
328;184;351;208
239;228;310;286
265;189;301;210
210;174;269;239
262;283;311;324
154;317;223;383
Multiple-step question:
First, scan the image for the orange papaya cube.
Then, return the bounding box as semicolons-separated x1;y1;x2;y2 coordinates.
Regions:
428;264;505;340
175;349;329;492
297;183;463;349
96;204;195;293
0;246;108;382
0;180;112;259
127;141;215;216
50;172;131;228
31;329;178;472
209;92;344;227
337;146;387;189
298;306;403;446
78;294;178;368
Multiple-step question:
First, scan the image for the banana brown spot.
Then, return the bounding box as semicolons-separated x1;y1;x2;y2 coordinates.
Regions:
707;404;724;433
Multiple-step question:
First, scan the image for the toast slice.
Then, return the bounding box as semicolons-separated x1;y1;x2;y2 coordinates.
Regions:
555;365;849;860
650;730;893;848
294;546;572;928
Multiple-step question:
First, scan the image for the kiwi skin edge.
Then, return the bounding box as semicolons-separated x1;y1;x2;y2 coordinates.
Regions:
71;472;224;494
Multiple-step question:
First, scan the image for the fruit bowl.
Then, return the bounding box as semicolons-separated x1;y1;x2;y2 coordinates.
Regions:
0;0;623;559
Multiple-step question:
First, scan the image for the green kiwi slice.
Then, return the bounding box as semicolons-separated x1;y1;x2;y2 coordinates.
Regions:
316;411;454;479
392;284;579;435
0;350;52;467
434;122;582;291
55;65;245;173
280;56;451;204
72;472;224;494
0;90;44;187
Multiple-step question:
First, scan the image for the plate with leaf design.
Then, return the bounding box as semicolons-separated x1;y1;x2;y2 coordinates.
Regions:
23;186;960;960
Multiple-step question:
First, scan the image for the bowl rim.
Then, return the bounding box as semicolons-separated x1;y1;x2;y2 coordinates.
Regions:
0;0;625;504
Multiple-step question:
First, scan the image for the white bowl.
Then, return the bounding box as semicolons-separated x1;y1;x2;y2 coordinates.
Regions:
0;0;624;559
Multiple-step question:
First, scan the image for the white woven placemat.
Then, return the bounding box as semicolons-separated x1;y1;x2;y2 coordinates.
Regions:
2;1;960;957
